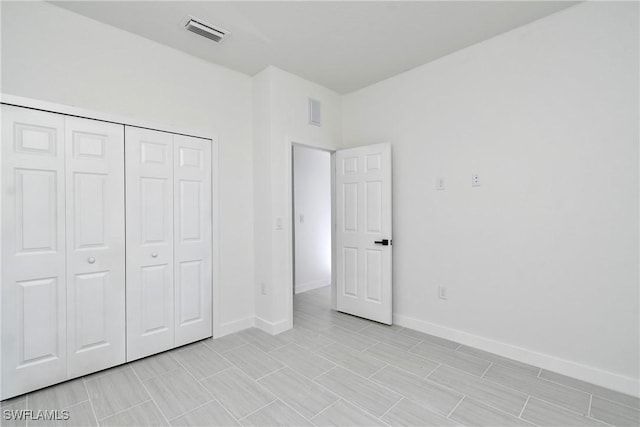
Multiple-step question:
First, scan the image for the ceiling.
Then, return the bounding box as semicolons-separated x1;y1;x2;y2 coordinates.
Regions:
52;1;578;94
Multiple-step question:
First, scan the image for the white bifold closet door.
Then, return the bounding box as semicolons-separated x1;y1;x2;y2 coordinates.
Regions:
65;116;126;378
1;105;125;399
125;127;212;361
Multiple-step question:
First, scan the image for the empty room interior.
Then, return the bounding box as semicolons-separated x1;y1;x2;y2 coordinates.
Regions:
1;1;638;426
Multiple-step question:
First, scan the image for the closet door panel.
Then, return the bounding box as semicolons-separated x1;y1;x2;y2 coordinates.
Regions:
65;117;125;378
174;135;212;346
1;105;67;399
126;127;175;361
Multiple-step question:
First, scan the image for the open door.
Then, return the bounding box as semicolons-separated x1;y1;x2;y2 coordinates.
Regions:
335;143;392;324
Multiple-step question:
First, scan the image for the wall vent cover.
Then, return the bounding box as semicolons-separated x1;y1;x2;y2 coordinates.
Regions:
309;98;321;126
185;17;229;43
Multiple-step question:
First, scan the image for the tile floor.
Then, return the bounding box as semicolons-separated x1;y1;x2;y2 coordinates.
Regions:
2;286;639;426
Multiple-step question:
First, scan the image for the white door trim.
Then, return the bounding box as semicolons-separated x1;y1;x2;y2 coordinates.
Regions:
0;95;221;341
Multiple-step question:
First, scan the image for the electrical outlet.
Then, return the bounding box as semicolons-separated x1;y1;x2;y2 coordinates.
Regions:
472;174;480;187
436;177;445;191
438;285;447;300
261;282;267;295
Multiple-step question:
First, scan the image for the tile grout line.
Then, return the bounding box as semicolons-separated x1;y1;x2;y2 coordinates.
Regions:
405;340;424;353
129;364;173;426
254;366;287;382
81;380;99;426
480;362;493;377
535;376;640;411
378;398;402;418
518;395;531;418
237;398;279;422
96;398;153;422
446;395;466;418
366;363;390;379
309;398;341;422
198;365;234;383
423;362;442;379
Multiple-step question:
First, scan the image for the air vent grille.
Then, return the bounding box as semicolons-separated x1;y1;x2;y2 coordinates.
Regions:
185;17;228;43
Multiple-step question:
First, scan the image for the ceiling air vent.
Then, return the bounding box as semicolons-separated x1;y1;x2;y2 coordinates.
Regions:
184;17;229;43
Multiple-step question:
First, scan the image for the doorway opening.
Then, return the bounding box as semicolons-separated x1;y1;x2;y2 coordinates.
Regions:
291;144;334;321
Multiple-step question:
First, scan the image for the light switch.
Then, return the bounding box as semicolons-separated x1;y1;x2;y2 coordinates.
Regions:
275;217;283;230
436;177;445;191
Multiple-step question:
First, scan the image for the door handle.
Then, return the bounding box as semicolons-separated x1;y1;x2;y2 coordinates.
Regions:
374;239;391;246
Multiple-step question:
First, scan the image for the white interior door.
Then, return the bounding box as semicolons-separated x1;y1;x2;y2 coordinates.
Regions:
335;143;392;324
173;135;212;346
126;127;175;361
65;117;125;377
1;105;67;399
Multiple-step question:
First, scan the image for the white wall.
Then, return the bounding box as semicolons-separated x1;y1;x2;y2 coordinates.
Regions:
343;2;639;394
293;146;331;293
253;66;341;332
0;1;255;335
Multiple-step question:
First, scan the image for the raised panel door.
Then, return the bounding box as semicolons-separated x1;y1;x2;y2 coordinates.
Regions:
65;116;125;377
125;127;175;361
1;105;67;399
173;135;212;346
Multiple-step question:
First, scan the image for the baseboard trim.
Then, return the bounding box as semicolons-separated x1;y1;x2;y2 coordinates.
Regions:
393;314;640;398
255;316;291;335
216;316;254;338
295;280;331;294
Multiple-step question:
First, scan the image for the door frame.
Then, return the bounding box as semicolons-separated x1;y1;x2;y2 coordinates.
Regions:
0;94;221;339
287;141;337;329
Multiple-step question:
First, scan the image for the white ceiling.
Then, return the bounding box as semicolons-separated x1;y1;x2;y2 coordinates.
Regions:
52;1;578;94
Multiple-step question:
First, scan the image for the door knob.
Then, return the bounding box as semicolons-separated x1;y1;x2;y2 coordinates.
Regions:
374;239;391;246
88;257;96;264
151;252;158;258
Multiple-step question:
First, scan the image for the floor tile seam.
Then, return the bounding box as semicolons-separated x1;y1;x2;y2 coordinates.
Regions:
236;398;281;422
311;366;339;382
516;393;597;420
312;367;404;413
540;378;640;411
265;391;318;425
166;396;241;426
483;370;593;404
378;398;402;418
519;395;616;427
254;366;287;383
308;398;341;422
449;394;543;426
366;362;390;379
446;394;466;418
168;350;220;401
479;374;594;416
197;365;235;383
518;395;531;418
26;395;92;412
202;338;247;356
330;393;396;425
406;349;489;378
93;398;153;422
456;347;538;374
480;362;493;377
129;362;173;426
369;354;443;381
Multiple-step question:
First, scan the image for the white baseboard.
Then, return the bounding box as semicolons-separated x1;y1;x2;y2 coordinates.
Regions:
255;316;291;335
295;280;331;294
215;316;255;338
394;314;640;398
